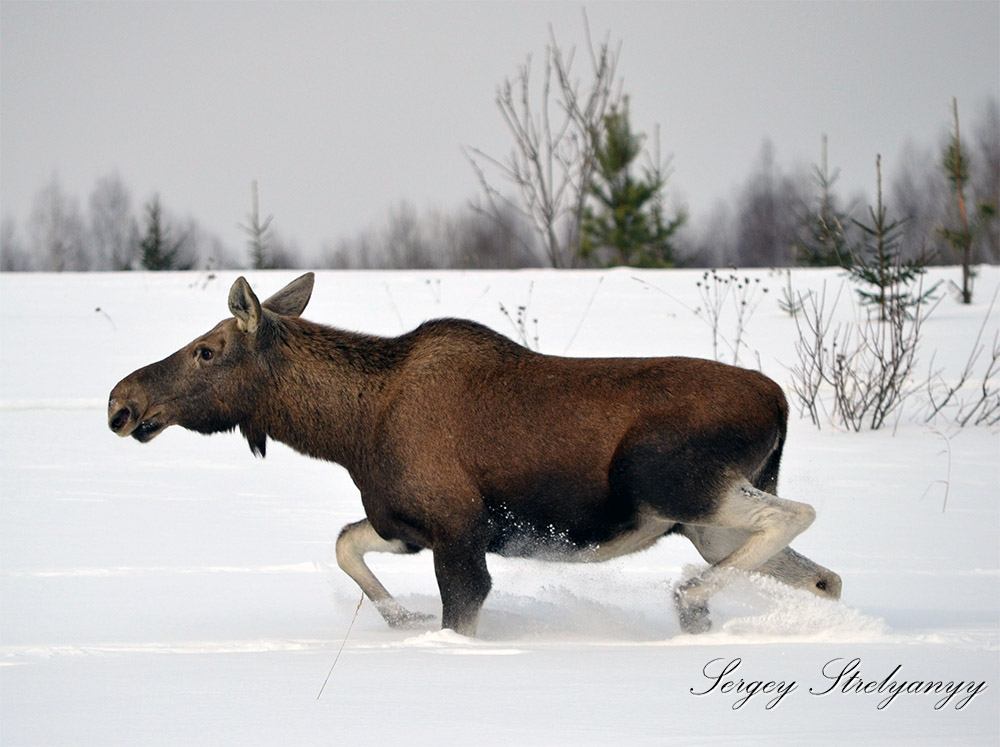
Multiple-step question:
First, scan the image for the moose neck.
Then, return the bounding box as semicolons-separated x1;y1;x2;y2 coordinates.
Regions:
248;319;401;472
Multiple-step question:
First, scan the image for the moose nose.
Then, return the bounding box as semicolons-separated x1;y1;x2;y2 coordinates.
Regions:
109;405;132;434
108;394;137;435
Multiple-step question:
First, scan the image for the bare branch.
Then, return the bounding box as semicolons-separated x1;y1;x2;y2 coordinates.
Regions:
467;14;622;268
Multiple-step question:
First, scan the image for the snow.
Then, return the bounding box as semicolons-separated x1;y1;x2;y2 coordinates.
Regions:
1;267;998;745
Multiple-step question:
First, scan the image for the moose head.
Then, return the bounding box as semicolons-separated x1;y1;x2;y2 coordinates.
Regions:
108;273;315;446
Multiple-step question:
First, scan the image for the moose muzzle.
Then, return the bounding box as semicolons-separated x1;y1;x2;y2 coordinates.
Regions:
108;381;166;442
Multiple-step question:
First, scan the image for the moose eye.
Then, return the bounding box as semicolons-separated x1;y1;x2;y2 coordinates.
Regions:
198;347;214;361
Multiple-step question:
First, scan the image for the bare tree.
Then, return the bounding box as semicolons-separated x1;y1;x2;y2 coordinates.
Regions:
731;141;808;267
680;200;735;267
265;230;301;270
28;173;89;271
1;216;30;271
466;12;622;268
317;201;539;270
449;203;540;269
971;97;999;263
176;215;238;270
89;172;138;270
890;140;949;264
384;202;438;269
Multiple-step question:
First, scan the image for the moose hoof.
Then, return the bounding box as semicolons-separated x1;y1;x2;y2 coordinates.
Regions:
373;599;434;629
674;586;712;635
677;604;712;635
386;609;435;629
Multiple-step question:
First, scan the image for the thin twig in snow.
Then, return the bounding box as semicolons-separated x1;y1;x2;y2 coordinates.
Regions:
317;593;365;700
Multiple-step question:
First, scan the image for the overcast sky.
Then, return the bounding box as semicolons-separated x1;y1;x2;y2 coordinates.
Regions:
2;1;998;257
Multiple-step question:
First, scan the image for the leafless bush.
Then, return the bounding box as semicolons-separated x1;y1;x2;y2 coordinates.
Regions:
791;276;1000;430
631;270;767;366
831;300;928;431
498;282;540;351
789;282;841;427
693;268;768;365
789;279;932;430
923;287;1000;426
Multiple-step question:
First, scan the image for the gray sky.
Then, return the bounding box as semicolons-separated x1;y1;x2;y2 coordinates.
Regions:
2;1;998;257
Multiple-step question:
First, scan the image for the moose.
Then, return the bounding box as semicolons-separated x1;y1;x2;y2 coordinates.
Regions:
109;273;841;636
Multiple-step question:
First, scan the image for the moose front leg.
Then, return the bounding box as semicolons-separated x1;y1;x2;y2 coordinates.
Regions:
673;482;821;634
432;539;492;636
335;519;433;628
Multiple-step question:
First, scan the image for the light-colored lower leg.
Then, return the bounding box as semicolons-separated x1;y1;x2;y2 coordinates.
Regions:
335;519;432;627
679;525;841;599
675;481;817;632
705;482;816;568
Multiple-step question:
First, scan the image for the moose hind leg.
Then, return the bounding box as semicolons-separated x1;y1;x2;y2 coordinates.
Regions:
336;519;432;628
674;481;816;634
678;525;842;600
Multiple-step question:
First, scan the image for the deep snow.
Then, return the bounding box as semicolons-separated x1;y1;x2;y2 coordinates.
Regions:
1;267;997;746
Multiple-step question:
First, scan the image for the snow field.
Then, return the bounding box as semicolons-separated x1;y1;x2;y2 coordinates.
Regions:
1;268;997;745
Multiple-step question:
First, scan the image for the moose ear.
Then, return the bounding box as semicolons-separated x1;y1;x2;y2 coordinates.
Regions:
262;272;314;317
228;276;263;334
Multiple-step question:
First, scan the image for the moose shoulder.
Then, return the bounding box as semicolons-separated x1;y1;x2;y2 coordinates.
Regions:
109;273;841;635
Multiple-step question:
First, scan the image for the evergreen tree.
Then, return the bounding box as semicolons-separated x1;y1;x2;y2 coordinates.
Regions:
240;180;275;270
138;195;191;271
795;135;851;267
579;100;686;267
938;98;996;304
848;155;936;321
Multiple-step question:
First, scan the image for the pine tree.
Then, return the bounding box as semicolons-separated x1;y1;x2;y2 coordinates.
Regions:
795;135;850;267
240;180;275;270
940;97;976;304
138;195;191;271
579;100;686;267
848;155;936;321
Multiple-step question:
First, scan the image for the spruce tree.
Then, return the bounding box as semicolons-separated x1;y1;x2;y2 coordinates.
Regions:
240;180;275;270
848;155;936;320
795;135;850;267
940;98;975;303
579;100;685;267
138;195;191;271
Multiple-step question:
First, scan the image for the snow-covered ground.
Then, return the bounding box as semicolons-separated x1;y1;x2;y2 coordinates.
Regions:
1;267;997;746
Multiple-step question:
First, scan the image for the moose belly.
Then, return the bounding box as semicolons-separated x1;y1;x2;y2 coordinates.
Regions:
484;496;676;563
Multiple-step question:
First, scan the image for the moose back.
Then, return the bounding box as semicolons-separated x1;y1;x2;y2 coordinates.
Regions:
109;273;841;635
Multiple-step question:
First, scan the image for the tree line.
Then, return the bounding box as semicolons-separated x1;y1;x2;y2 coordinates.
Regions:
2;19;997;280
